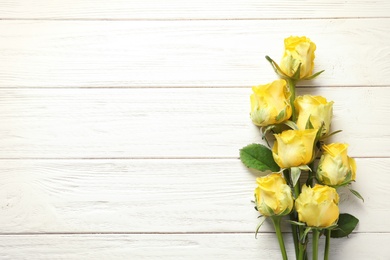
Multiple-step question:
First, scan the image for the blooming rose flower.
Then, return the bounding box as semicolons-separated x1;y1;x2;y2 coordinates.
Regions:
272;129;318;168
295;184;339;227
250;79;292;126
317;143;356;186
295;95;334;136
254;173;293;217
280;36;317;79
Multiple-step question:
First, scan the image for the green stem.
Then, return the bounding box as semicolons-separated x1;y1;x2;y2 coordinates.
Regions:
289;214;299;258
324;229;331;260
293;182;301;199
287;78;297;122
298;243;306;260
306;162;315;187
283;170;290;186
271;217;288;260
283;169;299;258
292;181;308;260
312;229;320;260
306;171;313;187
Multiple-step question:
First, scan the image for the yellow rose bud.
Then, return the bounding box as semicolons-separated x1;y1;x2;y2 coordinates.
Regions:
250;79;292;126
272;129;318;168
295;95;334;135
295;184;339;228
317;143;357;186
254;173;293;217
280;36;316;79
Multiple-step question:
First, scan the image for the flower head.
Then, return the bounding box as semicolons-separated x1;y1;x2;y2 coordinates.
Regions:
295;95;334;136
317;143;356;186
295;184;339;228
272;129;318;168
250;79;292;126
254;173;293;217
280;36;317;79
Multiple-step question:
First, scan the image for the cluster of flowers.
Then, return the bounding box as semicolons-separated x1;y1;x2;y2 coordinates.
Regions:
240;36;362;260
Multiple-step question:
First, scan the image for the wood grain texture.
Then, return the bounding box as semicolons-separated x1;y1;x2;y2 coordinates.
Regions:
1;1;388;258
1;0;390;19
0;233;388;260
1;19;389;88
0;158;384;233
0;87;389;158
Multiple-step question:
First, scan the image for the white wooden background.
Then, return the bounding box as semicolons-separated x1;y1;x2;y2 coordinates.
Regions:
1;1;390;259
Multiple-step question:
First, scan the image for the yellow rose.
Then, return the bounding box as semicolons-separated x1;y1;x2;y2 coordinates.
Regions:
254;173;293;217
295;95;334;135
272;129;318;168
317;143;357;186
280;36;316;79
295;184;339;227
250;79;292;126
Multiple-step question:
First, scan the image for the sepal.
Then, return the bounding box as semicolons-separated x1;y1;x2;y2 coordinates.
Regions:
265;55;290;78
349;188;364;202
261;125;276;147
255;217;267;238
286;220;306;226
265;55;324;81
302;69;325;80
292;63;302;80
301;227;312;243
283;120;299;130
305;115;315;130
291;165;312;187
320;130;343;141
291;167;302;187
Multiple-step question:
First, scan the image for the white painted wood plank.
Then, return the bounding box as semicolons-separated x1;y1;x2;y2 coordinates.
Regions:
0;233;388;260
0;158;384;233
1;0;389;19
0;87;388;158
1;19;389;87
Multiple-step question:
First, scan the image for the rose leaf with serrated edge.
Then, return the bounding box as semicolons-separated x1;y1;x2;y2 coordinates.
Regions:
239;143;280;172
330;213;359;238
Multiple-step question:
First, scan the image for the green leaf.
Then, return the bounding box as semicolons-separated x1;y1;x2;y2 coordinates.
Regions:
291;167;302;187
239;144;280;172
349;188;365;202
330;213;359;238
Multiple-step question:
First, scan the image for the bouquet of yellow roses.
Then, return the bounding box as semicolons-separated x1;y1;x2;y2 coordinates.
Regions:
239;36;363;260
